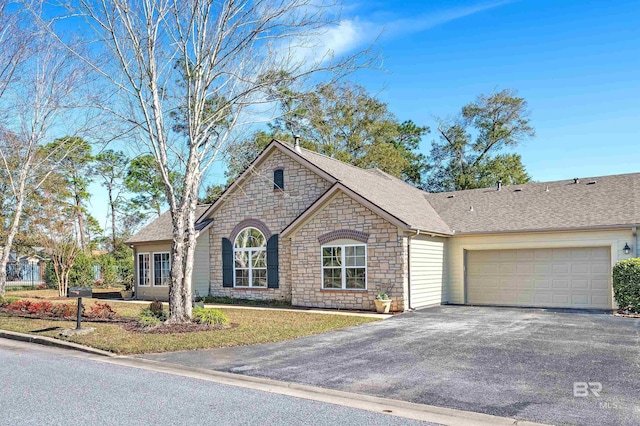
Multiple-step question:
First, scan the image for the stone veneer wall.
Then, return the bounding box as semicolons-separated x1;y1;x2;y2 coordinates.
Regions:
208;149;332;301
289;192;406;311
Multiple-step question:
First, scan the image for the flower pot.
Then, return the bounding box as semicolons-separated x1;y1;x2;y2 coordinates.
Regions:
121;290;133;300
374;299;392;314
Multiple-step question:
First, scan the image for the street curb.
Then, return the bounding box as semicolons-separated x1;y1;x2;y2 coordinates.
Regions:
0;330;116;358
103;356;549;426
2;337;548;426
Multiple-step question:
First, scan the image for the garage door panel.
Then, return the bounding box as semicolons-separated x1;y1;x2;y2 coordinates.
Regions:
591;263;609;274
466;247;612;309
552;264;570;274
591;279;609;290
571;279;589;290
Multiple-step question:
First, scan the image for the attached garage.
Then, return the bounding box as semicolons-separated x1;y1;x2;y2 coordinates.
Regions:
465;247;612;309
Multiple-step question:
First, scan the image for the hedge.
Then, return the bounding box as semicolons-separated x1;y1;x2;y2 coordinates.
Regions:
612;258;640;313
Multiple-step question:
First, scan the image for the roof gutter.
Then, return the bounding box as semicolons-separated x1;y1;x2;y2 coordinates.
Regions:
453;223;640;236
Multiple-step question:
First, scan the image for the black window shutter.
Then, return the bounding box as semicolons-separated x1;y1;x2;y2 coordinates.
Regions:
222;237;233;287
273;169;284;190
267;234;279;288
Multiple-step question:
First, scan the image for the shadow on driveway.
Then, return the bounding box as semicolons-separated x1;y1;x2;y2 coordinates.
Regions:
141;306;640;426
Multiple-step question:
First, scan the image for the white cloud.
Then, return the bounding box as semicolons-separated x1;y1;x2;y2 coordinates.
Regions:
382;0;514;37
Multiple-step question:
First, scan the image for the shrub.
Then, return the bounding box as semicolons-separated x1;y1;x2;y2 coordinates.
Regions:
149;300;164;314
139;307;166;326
0;297;19;306
2;299;80;318
192;306;228;326
86;302;116;319
51;303;80;318
69;251;96;288
613;258;640;313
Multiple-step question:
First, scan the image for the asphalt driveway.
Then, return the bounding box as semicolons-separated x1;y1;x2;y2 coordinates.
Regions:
141;306;640;426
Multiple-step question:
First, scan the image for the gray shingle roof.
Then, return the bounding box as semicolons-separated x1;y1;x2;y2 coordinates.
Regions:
426;173;640;234
129;139;640;243
126;204;211;244
283;143;453;235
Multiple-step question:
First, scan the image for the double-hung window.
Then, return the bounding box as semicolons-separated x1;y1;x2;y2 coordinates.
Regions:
153;252;170;286
322;244;366;289
137;253;150;286
234;228;267;287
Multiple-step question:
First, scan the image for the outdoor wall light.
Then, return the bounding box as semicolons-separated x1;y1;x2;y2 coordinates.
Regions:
623;243;632;255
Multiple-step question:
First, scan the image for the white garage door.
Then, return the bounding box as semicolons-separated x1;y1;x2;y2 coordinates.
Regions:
466;247;612;309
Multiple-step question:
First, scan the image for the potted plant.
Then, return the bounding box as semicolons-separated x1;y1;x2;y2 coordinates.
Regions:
120;278;134;300
374;291;392;314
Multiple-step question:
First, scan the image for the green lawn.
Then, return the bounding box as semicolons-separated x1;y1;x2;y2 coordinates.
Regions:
0;291;379;354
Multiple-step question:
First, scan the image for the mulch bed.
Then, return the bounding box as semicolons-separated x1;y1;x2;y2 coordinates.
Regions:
121;322;237;334
614;310;640;318
0;309;135;324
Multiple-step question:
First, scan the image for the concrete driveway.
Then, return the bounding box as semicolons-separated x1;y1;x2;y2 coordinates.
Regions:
142;306;640;426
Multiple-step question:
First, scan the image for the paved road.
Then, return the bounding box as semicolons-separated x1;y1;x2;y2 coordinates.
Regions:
143;306;640;426
0;340;430;426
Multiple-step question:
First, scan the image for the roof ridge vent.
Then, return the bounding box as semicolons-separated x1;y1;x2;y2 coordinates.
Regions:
587;180;597;185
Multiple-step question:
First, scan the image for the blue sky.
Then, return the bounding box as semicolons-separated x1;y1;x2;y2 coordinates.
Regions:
87;0;640;229
345;0;640;180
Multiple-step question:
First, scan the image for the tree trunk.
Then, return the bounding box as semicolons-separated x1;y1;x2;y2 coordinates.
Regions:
75;192;86;251
107;181;117;250
0;192;26;297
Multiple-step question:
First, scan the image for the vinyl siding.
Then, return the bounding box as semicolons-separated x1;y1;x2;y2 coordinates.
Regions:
409;235;446;309
193;230;210;298
134;232;211;302
445;229;636;307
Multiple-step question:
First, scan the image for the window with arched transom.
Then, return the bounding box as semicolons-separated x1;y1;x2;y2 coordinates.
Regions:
234;227;267;287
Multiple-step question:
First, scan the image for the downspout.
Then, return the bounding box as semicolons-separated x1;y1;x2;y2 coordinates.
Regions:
407;229;421;310
633;226;638;258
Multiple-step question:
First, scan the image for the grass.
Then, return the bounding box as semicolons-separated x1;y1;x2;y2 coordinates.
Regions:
0;290;379;354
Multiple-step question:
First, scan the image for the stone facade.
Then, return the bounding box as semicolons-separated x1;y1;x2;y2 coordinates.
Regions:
208;149;332;301
289;192;406;311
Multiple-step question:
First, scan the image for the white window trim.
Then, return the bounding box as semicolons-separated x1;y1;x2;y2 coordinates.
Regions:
320;243;367;290
233;228;267;288
153;252;171;287
137;252;151;287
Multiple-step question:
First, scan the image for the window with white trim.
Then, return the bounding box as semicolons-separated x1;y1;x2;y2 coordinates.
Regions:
322;244;366;289
153;252;170;286
137;253;150;286
234;227;267;287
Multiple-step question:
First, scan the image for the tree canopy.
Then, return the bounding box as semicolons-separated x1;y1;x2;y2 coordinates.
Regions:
424;89;535;192
226;82;429;186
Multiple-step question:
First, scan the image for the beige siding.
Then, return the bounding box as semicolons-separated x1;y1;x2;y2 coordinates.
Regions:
193;230;210;299
409;235;446;309
133;232;210;302
134;242;171;301
445;229;636;307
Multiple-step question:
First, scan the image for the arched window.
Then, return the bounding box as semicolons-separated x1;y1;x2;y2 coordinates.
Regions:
234;227;267;287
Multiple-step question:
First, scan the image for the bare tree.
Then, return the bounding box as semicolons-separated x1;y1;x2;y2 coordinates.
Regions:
37;196;82;297
0;16;93;296
44;0;372;322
